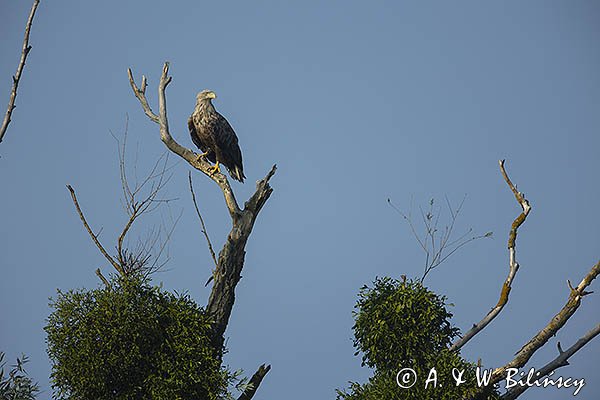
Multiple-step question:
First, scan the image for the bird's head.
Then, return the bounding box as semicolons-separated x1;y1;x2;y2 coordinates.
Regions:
196;90;216;103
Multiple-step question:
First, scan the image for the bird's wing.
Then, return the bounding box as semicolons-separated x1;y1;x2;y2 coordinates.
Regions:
215;115;242;162
188;116;205;151
215;113;245;182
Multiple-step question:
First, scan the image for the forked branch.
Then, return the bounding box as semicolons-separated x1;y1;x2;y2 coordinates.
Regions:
388;195;491;283
113;128;173;272
502;323;600;399
451;160;530;352
0;0;40;144
484;260;600;388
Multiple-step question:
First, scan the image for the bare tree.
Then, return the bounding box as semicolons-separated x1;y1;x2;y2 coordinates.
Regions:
450;161;599;400
128;62;276;399
0;0;40;145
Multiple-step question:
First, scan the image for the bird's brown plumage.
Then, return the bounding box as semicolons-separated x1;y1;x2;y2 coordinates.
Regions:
188;90;245;182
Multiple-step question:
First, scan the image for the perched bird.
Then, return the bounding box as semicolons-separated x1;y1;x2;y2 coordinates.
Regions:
188;90;246;182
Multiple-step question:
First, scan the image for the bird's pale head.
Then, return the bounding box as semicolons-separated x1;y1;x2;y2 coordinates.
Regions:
196;90;216;103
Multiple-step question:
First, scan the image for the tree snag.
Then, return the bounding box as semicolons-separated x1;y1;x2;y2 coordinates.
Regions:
451;160;531;352
128;62;275;398
463;161;599;399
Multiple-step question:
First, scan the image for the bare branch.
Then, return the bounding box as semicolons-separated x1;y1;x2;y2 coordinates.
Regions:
433;231;488;267
388;195;489;282
0;0;40;144
147;207;183;277
112;119;175;273
129;63;242;219
387;198;427;253
127;69;159;123
117;209;138;266
480;260;600;389
237;364;272;400
95;268;110;288
501;323;600;400
451;160;530;352
67;185;124;276
69;118;178;280
188;172;218;267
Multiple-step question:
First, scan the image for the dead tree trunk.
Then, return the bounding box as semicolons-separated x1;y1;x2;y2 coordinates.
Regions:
128;62;275;399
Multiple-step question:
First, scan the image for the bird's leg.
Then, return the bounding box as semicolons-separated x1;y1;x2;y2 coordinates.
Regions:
196;151;209;162
208;161;221;175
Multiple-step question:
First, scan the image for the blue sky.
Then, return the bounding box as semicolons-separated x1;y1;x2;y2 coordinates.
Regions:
1;1;598;399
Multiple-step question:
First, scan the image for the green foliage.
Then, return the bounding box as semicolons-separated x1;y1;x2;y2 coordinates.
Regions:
338;277;499;400
45;275;228;400
352;277;459;371
0;352;39;400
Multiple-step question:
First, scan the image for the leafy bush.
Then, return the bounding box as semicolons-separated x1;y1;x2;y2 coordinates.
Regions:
0;352;39;400
338;277;499;400
45;275;228;400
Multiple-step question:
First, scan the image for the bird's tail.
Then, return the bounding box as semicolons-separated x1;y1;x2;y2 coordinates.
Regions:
229;166;246;183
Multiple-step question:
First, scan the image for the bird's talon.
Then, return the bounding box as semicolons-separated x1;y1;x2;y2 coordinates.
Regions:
208;162;221;175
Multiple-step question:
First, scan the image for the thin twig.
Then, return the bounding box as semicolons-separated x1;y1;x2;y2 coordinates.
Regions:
188;172;218;267
451;160;530;352
389;195;489;283
114;129;173;268
432;232;487;268
0;0;40;144
112;121;176;276
148;208;183;276
67;185;124;276
387;199;427;252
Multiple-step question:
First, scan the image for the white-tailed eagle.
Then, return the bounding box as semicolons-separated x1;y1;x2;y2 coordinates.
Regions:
188;90;245;183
